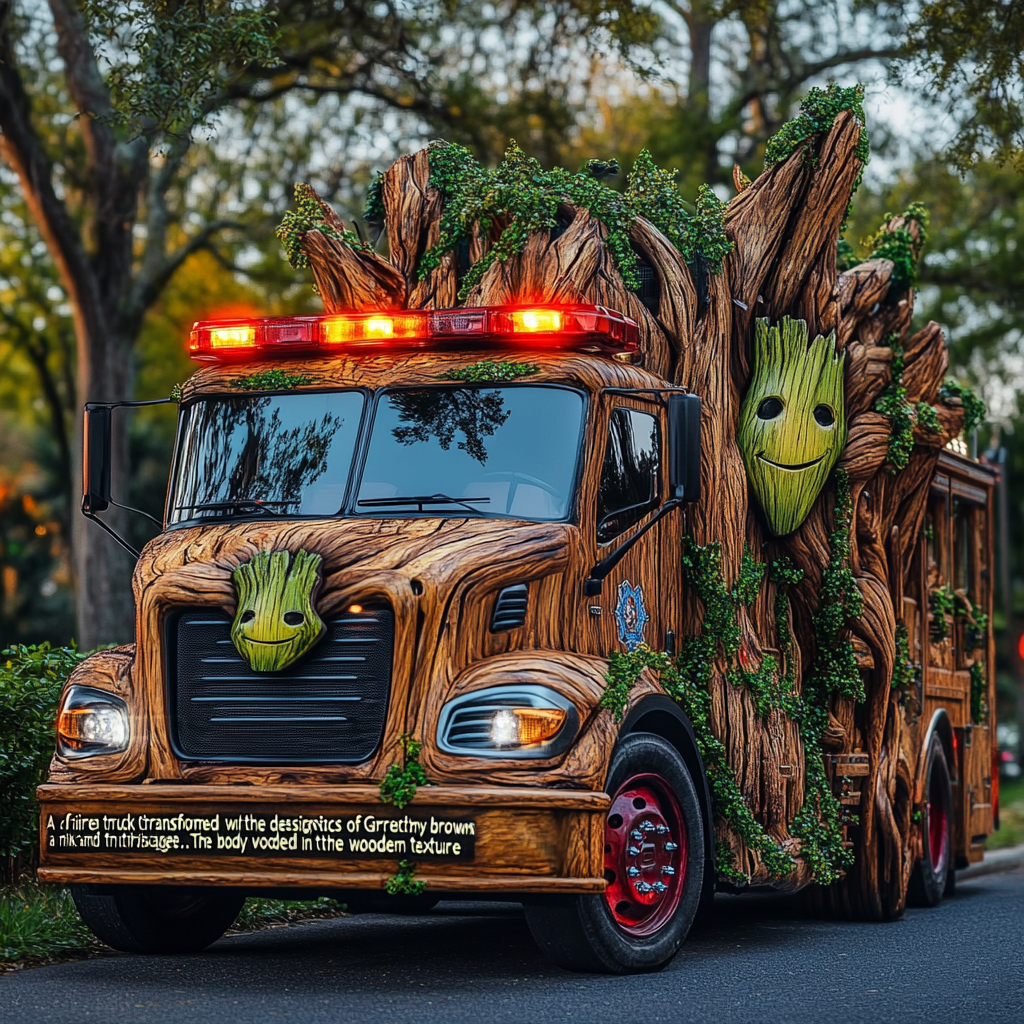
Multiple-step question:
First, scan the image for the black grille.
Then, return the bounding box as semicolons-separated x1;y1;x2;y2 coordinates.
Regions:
168;607;393;763
490;584;529;632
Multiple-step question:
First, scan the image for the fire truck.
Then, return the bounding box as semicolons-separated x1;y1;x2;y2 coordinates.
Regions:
38;121;996;973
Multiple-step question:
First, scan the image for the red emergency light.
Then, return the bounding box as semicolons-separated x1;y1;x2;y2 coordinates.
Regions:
188;304;639;362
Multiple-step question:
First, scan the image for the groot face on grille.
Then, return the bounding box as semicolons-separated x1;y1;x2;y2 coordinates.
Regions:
738;317;847;536
230;549;325;671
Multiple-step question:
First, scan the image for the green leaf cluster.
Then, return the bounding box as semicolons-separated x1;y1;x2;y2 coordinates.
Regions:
1;645;84;860
379;734;430;810
957;593;989;654
764;84;871;170
230;371;314;392
929;585;956;640
438;361;540;383
277;183;372;271
915;401;942;435
420;140;732;302
384;859;426;896
940;379;986;434
970;661;988;725
865;202;929;291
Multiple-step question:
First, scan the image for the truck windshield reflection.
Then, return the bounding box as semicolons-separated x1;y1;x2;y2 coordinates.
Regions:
168;392;364;523
357;386;584;520
168;385;584;524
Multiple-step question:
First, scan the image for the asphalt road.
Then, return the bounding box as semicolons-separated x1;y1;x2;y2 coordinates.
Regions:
3;870;1023;1024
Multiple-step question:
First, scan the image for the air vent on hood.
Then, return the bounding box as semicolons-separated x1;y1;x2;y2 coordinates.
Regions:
490;584;529;632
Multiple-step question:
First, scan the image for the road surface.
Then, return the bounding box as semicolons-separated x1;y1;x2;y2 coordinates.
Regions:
3;869;1022;1023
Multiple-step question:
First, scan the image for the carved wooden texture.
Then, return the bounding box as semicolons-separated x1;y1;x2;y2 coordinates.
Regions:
53;125;971;909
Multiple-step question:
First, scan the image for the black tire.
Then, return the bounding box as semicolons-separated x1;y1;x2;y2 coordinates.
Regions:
71;884;245;953
907;735;954;908
523;732;705;973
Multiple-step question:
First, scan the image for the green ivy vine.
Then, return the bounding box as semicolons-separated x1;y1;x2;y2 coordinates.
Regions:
600;539;795;884
787;471;860;883
438;361;540;383
940;379;986;434
379;734;431;810
891;623;919;722
809;470;864;702
420;140;732;301
875;335;915;472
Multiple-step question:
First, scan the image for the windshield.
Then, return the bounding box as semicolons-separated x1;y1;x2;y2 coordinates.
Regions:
356;385;584;520
168;391;364;524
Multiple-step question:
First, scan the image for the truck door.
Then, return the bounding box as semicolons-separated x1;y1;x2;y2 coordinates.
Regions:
585;396;672;657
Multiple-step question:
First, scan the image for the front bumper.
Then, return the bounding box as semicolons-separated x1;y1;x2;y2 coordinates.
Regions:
37;783;609;893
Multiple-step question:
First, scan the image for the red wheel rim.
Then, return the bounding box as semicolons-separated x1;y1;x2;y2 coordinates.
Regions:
927;766;949;873
602;773;687;936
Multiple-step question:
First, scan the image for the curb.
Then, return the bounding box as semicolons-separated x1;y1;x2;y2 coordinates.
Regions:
957;842;1024;881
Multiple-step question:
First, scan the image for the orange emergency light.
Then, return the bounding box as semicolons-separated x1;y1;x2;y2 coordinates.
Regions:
188;304;639;362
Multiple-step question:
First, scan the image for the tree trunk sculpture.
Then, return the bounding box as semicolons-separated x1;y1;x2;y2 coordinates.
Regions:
280;89;965;919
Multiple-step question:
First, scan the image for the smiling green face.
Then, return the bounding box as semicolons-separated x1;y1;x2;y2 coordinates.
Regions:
230;549;325;672
738;317;847;536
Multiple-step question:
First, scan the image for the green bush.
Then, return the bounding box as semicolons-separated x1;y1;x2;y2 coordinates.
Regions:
0;644;83;864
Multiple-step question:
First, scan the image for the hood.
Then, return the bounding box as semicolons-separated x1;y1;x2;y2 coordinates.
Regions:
135;517;574;626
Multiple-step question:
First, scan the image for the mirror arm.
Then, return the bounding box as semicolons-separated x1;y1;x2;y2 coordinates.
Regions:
584;498;683;596
81;509;141;560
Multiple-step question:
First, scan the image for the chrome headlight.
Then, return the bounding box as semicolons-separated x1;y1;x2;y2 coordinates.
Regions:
56;685;130;759
437;685;579;758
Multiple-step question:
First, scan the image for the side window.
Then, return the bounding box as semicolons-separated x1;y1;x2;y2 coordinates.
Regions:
597;407;660;542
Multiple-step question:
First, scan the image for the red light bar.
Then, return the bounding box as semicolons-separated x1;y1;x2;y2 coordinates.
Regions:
188;304;638;362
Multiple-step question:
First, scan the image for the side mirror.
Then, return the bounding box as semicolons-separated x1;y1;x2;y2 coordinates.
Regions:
82;405;112;514
668;393;701;502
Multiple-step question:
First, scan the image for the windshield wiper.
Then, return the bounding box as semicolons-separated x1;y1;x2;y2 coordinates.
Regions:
357;493;491;514
176;500;295;516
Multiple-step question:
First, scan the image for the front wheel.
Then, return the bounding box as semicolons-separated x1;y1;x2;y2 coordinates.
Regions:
524;732;705;973
908;734;954;907
71;884;245;953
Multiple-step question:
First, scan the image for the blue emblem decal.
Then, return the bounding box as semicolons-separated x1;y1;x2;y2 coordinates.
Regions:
614;580;649;652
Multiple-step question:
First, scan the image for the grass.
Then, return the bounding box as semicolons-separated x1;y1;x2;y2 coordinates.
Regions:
0;883;98;968
988;776;1024;850
0;884;348;972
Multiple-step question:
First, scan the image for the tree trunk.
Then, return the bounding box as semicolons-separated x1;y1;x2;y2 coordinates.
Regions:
72;327;137;649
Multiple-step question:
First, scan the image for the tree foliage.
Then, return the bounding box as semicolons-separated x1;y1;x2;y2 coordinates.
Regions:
903;0;1024;169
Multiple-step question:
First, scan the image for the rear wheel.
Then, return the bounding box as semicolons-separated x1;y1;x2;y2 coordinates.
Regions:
524;733;705;973
908;735;954;908
71;884;245;954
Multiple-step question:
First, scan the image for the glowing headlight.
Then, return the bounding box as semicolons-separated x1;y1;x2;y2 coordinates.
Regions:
56;685;130;759
437;685;578;758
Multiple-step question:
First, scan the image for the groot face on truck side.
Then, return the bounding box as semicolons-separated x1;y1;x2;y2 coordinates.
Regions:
230;549;325;671
738;316;847;536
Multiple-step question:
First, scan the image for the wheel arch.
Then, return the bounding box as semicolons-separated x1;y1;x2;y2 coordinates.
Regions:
918;708;956;802
619;694;716;894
